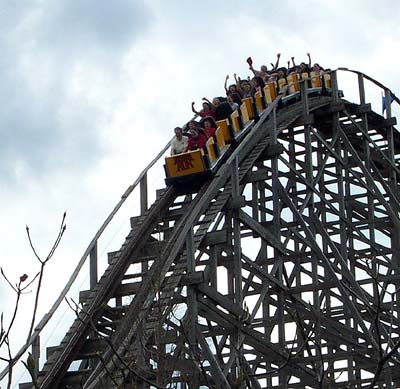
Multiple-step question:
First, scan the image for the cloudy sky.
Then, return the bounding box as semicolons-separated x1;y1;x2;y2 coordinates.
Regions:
0;0;399;385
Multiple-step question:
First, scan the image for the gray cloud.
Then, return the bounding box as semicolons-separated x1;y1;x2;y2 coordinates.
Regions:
0;1;152;186
37;1;150;57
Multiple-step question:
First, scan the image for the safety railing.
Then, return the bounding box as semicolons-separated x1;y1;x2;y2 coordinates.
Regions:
337;67;399;118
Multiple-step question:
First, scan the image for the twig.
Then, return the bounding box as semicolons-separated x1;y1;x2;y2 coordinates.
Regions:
26;213;67;342
0;277;26;348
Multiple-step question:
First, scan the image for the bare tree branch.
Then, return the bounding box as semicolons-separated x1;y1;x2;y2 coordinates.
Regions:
26;213;67;341
0;213;66;388
65;297;168;389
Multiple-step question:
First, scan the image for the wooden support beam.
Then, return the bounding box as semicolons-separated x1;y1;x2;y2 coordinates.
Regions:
197;283;249;320
89;241;98;289
140;173;148;215
238;210;288;254
200;230;227;248
197;327;231;388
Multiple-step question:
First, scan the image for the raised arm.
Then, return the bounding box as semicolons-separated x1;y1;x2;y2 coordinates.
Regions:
307;52;311;67
224;75;229;93
246;56;259;77
202;97;212;106
249;65;258;77
233;76;244;97
191;102;199;115
291;56;296;67
273;53;281;70
246;56;253;68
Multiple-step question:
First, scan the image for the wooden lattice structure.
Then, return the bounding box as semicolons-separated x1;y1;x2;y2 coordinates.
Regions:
12;69;400;388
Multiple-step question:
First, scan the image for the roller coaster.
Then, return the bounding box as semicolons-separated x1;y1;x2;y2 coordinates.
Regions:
3;67;400;388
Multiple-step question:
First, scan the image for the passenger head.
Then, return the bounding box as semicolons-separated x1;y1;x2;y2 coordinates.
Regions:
312;63;323;72
214;101;233;121
203;117;216;129
227;95;234;105
261;65;268;73
277;67;287;79
174;127;183;139
241;80;251;92
212;97;221;107
202;102;212;111
190;128;199;138
188;120;198;130
252;76;265;89
299;62;309;72
228;84;237;94
230;92;242;105
293;65;301;74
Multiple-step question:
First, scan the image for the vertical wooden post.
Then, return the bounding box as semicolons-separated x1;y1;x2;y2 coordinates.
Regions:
272;106;278;145
32;335;40;379
300;80;309;123
89;241;98;289
330;70;339;103
385;88;395;163
140;173;148;215
231;157;242;305
89;241;98;369
186;228;199;388
231;157;244;381
358;73;366;105
209;245;218;289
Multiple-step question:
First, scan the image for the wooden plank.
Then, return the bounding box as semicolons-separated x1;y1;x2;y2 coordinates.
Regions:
238;210;288;254
197;284;249;320
200;230;227;247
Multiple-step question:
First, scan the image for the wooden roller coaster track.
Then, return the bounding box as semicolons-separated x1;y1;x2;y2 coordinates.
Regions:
10;69;400;388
